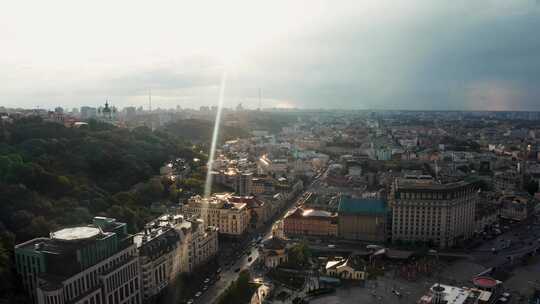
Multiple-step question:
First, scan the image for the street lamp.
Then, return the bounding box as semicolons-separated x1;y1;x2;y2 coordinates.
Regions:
428;249;440;283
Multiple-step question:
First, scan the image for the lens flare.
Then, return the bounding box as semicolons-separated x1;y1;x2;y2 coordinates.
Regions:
204;69;227;197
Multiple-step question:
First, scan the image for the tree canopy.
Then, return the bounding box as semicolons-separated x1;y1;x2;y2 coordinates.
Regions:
0;116;237;302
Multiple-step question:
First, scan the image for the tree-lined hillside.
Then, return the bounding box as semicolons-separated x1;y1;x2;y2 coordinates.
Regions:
0;116;245;303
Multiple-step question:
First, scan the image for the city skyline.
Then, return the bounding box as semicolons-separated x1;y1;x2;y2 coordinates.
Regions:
2;0;540;111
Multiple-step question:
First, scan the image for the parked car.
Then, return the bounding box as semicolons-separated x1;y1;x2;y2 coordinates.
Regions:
195;292;202;298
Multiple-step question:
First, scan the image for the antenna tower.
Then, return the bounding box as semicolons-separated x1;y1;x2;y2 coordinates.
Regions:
149;89;152;112
258;88;262;110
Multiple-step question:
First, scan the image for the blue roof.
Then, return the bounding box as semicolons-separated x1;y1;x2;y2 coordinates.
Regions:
338;197;387;215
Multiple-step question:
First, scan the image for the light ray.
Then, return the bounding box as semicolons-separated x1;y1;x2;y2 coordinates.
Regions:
204;69;227;197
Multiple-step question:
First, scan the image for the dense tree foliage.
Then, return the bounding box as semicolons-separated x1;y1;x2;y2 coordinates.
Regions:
0;116;246;303
162;118;249;143
285;242;312;269
217;270;256;304
525;179;539;195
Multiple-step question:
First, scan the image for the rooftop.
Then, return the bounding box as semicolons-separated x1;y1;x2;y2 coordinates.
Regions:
262;237;287;251
302;209;334;218
285;207;336;219
338;197;387;215
418;283;493;304
187;194;247;210
472;276;500;289
51;227;102;242
395;178;479;191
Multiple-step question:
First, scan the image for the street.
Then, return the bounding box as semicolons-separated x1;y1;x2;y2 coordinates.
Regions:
177;172;540;304
193;178;317;304
470;216;540;269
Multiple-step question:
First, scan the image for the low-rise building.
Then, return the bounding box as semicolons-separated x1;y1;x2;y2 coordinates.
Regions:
325;255;367;281
493;170;521;193
283;208;338;238
257;155;289;176
499;193;536;221
261;237;288;269
418;283;494;304
252;176;275;195
337;197;387;242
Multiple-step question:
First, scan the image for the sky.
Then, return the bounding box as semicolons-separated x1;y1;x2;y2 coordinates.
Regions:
1;0;540;111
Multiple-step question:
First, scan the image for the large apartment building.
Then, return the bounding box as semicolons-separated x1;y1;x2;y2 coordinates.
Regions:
182;194;250;237
134;214;218;302
15;217;142;304
390;178;479;248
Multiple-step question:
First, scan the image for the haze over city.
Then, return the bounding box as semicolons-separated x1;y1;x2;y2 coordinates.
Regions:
2;0;540;110
3;2;540;304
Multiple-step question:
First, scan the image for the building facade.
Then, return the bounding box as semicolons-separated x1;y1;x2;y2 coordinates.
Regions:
235;172;253;196
283;208;338;237
15;217;142;304
186;218;219;272
135;215;181;303
493;170;521;193
261;237;288;269
252;176;275;195
229;196;270;229
499;193;536;221
325;255;367;281
134;214;218;302
337;197;387;242
390;178;479;248
182;193;249;237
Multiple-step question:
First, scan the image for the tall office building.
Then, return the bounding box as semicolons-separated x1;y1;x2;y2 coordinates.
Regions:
390;178;479;248
15;217;142;304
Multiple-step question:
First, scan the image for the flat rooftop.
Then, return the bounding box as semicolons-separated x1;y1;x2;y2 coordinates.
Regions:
338;197;387;215
51;227;102;241
395;178;478;191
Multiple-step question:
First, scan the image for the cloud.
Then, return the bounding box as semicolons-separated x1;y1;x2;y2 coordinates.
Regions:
1;0;540;110
230;0;540;110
